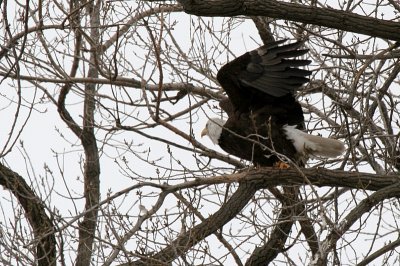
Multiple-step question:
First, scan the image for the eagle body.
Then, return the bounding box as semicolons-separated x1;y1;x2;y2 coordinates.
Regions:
202;40;345;166
219;98;305;166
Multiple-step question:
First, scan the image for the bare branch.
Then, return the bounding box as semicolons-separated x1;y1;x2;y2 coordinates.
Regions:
177;0;400;41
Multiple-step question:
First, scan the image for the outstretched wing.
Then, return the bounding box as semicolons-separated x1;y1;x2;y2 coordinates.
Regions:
217;40;312;112
241;41;312;97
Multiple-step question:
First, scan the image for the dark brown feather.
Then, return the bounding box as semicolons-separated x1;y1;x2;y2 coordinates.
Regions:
217;40;311;112
214;40;311;166
219;97;305;166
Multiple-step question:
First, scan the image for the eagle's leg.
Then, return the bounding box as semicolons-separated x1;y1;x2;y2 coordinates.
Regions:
273;161;290;169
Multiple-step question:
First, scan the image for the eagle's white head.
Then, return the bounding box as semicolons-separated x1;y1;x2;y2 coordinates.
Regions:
201;118;226;144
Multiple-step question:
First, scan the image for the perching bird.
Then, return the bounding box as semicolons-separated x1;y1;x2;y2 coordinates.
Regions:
201;40;345;166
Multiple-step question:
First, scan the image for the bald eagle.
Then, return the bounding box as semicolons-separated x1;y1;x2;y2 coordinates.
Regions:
201;40;345;166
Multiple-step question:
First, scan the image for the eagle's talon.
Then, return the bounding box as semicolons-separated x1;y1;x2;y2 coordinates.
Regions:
274;161;290;169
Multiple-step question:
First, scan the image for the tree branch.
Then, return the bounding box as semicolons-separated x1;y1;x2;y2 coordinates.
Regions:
0;162;56;266
75;1;101;265
356;237;400;266
160;167;400;193
129;182;259;265
118;166;400;265
312;183;400;265
177;0;400;41
245;187;296;265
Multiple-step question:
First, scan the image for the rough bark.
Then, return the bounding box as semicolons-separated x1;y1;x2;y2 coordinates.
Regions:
74;1;102;265
160;167;400;193
177;0;400;41
0;163;56;266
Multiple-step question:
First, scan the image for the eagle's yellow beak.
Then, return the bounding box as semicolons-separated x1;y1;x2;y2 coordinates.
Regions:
201;127;208;137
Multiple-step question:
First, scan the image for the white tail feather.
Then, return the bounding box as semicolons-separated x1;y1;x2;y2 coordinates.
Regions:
283;125;345;158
